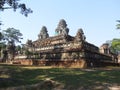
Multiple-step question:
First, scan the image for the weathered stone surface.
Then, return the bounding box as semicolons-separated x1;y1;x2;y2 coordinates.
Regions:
55;19;69;36
15;19;118;68
38;26;49;39
75;28;86;42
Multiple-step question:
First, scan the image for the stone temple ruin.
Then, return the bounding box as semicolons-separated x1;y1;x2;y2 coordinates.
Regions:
15;19;119;68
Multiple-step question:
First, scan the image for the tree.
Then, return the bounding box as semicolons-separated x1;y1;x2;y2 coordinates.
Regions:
105;40;119;54
0;0;32;42
0;20;3;40
116;20;120;29
0;0;33;16
2;28;23;43
2;28;23;60
106;39;120;54
0;42;6;58
111;39;120;51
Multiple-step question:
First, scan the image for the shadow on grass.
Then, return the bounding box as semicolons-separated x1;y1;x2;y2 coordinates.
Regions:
0;64;120;89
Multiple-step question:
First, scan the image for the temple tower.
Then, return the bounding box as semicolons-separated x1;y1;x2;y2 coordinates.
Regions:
38;26;49;39
55;19;69;36
100;43;110;54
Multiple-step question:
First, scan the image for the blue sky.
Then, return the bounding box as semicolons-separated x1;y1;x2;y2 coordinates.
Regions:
1;0;120;46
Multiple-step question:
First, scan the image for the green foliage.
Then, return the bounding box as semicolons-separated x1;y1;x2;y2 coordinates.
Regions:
2;28;23;44
0;42;6;49
25;49;32;56
16;45;21;51
112;39;120;48
106;39;120;54
0;42;6;57
1;28;23;60
0;32;3;40
111;39;120;53
0;0;33;16
116;24;120;29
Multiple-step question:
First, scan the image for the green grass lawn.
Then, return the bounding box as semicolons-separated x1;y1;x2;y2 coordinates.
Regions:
0;64;120;89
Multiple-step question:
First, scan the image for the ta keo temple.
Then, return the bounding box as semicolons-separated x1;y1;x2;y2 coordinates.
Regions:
15;19;119;68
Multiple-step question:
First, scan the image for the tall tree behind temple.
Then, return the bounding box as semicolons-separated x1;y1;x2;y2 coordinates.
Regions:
2;28;23;60
2;28;23;43
111;39;120;53
0;0;32;42
105;40;119;54
0;20;3;40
